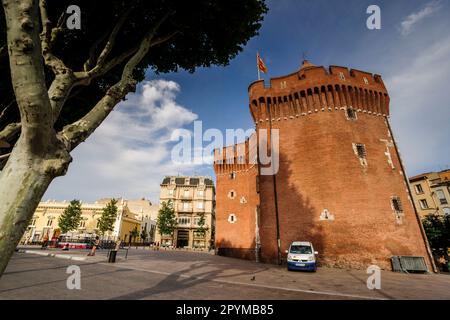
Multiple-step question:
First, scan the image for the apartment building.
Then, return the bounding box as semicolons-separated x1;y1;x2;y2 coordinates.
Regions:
157;176;215;249
409;169;450;218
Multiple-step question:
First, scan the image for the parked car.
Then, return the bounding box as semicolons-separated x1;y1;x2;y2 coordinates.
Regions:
286;241;318;272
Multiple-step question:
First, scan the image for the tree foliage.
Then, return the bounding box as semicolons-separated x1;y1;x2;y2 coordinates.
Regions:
157;200;177;237
97;198;118;236
58;199;82;234
422;213;450;254
129;226;140;245
0;0;268;154
197;212;207;237
140;225;147;242
0;0;267;277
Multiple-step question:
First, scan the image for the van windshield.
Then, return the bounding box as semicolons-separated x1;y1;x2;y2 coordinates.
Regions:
290;245;312;254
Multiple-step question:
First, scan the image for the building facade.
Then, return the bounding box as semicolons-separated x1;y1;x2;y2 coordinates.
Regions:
21;198;156;244
214;60;434;271
157;176;215;249
409;170;450;218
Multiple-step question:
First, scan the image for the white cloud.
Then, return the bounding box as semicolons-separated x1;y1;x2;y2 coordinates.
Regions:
385;36;450;175
44;80;210;204
400;0;442;36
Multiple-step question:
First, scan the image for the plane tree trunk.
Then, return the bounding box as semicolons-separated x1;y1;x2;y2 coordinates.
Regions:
0;0;72;276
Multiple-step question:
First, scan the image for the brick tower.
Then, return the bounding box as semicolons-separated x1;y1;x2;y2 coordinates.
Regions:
214;60;434;271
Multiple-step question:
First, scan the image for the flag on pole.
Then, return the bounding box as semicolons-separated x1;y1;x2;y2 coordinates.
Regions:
257;52;268;74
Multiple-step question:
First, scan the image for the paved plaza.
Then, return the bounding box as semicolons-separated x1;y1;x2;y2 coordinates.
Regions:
0;247;449;300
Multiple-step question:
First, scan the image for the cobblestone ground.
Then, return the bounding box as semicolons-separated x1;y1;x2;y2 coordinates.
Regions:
0;247;449;300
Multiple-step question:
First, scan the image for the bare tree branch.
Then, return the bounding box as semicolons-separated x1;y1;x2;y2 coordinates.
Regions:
0;153;11;160
0;45;7;58
61;12;175;151
0;100;15;121
83;30;110;72
39;0;69;74
77;45;139;85
95;6;134;68
49;10;66;47
150;31;180;48
39;0;76;122
0;123;21;142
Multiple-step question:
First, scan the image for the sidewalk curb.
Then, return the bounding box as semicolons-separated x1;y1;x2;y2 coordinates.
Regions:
18;249;87;262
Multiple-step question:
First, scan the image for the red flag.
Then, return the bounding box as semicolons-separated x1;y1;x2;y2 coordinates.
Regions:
257;53;268;74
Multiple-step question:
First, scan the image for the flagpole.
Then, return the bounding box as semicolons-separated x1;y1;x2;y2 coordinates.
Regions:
257;51;261;80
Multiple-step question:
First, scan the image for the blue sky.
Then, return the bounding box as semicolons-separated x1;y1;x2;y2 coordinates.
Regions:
45;0;450;203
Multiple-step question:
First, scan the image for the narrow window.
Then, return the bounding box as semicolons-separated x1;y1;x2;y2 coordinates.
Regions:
414;184;423;194
346;107;357;120
392;197;403;213
436;190;448;205
230;172;236;180
356;144;366;158
353;143;368;167
419;199;429;210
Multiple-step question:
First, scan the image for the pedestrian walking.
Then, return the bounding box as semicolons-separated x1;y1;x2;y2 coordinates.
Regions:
41;233;49;249
88;236;100;256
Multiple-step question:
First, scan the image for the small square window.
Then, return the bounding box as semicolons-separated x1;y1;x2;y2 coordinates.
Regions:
228;214;237;224
443;207;450;217
228;190;236;199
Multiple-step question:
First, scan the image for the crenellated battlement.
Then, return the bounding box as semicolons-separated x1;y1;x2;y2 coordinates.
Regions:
213;134;258;175
248;61;390;123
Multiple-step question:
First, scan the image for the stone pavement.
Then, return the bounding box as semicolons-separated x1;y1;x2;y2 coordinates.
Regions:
1;248;449;300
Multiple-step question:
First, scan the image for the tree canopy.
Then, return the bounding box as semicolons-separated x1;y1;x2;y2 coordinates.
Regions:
0;0;268;157
97;198;118;236
58;199;82;234
0;0;267;277
157;200;177;237
422;213;450;254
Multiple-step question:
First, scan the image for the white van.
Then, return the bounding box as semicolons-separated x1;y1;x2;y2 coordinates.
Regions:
286;241;318;272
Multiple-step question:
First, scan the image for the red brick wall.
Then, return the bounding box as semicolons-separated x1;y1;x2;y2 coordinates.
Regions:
215;64;432;271
257;112;432;270
214;163;259;260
